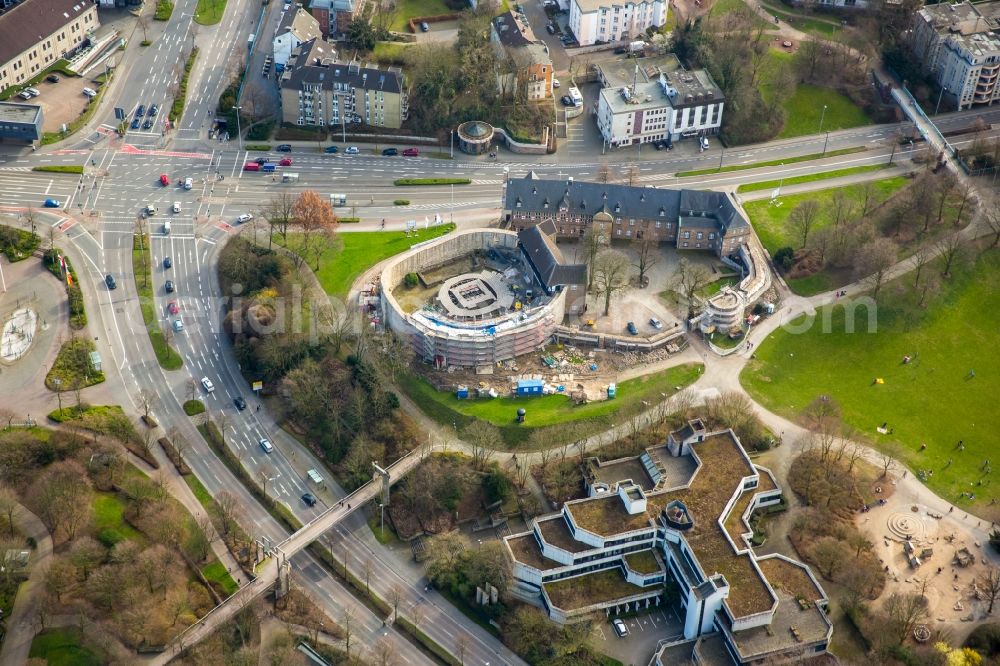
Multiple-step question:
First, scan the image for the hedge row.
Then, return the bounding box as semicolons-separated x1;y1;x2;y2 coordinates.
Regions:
32;165;83;174
44;249;86;329
393;178;471;186
169;47;198;123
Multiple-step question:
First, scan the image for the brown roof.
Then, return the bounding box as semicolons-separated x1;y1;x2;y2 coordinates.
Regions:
0;0;94;66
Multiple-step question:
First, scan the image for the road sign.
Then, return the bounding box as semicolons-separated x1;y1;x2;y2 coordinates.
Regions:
114;107;125;121
252;380;263;391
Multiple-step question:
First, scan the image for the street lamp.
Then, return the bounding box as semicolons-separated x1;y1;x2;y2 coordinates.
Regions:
822;131;830;156
818;104;828;133
449;129;454;159
935;86;949;115
501;166;510;211
233;105;243;151
378;502;385;537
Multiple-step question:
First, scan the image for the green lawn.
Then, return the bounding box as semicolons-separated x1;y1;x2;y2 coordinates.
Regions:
742;176;910;255
736;164;890;193
759;0;844;40
372;42;411;66
399;363;704;447
92;492;145;546
389;0;452;31
202;560;238;596
185;474;213;507
132;234;183;370
29;629;101;666
194;0;227;24
281;224;455;299
45;338;105;391
741;252;1000;511
778;84;873;139
710;0;776;31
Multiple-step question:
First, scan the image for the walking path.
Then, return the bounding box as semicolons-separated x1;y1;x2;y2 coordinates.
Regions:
0;504;52;666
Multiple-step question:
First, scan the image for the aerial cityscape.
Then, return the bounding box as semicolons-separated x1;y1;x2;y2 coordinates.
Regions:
0;0;998;662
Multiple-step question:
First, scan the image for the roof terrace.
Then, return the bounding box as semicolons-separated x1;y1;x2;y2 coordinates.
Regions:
537;516;592;554
544;567;652;611
507;533;561;571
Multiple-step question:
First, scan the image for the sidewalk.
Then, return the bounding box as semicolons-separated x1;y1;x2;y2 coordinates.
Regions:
0;503;53;666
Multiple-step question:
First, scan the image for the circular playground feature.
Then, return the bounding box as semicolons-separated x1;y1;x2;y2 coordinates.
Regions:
1;308;39;363
886;512;927;541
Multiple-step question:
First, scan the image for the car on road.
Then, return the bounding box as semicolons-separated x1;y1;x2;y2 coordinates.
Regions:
243;162;260;171
46;74;60;83
160;173;170;186
148;104;158;116
131;118;141;130
167;300;180;315
233;396;247;410
324;145;339;153
172;319;184;331
255;157;270;165
276;144;292;152
183;177;193;190
165;280;175;293
612;619;629;638
301;492;318;507
142;118;153;130
382;148;398;156
105;274;117;290
259;438;274;454
145;204;157;216
345;146;360;154
163;256;172;268
172;201;181;213
649;317;663;330
43;198;60;208
279;157;292;166
546;23;556;34
420;21;430;32
283;1;290;8
626;321;638;335
235;213;253;224
201;377;215;392
402;147;419;157
561;95;574;106
137;104;146;117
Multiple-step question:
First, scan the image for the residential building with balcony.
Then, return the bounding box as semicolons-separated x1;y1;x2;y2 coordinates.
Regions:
503;420;833;665
491;11;554;100
0;0;99;94
569;0;667;46
272;7;323;68
594;54;724;148
911;1;1000;110
279;39;407;129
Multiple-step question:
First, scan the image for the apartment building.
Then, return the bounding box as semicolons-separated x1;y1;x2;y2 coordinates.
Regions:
491;11;554;101
569;0;667;46
272;7;323;68
279;39;407;129
0;0;99;94
595;53;724;147
503;175;750;259
309;0;355;38
503;420;833;665
911;1;1000;110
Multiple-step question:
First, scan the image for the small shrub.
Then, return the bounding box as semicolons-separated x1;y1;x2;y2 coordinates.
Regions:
140;40;152;47
153;0;173;20
98;527;125;548
245;144;272;151
246;120;274;141
773;246;795;273
183;399;206;416
403;272;419;288
393;199;410;206
966;623;1000;656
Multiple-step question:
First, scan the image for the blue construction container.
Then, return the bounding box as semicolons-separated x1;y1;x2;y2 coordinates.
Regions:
607;383;617;399
516;379;544;396
455;385;469;399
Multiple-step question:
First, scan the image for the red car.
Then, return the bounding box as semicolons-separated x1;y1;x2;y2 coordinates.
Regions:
243;162;260;171
279;157;292;166
167;300;180;315
402;148;419;157
160;174;169;186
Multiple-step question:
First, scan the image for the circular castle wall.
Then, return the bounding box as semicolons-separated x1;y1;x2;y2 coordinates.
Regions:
380;229;566;368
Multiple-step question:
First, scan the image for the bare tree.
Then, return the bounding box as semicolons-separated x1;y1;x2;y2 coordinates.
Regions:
258;463;276;500
980;568;1000;614
0;485;17;537
581;223;609;291
983;207;1000;248
622;163;640;186
374;636;396;666
263;191;298;246
812;536;851;579
596;161;612;184
592;249;631;316
293;190;339;270
456;633;469;665
632;225;660;287
342;605;355;659
671;257;713;320
854;237;898;301
389;583;402;622
937;233;967;278
883;592;929;646
789;199;820;248
364;557;374;595
216;490;241;536
462;421;500;470
879;452;895;479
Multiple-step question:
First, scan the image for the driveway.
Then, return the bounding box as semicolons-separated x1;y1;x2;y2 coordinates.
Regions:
592;606;684;665
413;20;460;44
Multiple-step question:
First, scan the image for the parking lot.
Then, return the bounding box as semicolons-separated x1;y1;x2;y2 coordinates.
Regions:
27;75;93;133
413;19;460;44
593;606;684;664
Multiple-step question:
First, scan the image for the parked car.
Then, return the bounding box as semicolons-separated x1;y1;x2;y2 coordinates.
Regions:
279;157;292;166
649;317;663;330
402;147;420;157
105;274;117;290
172;319;184;331
165;280;175;293
233;396;247;411
82;87;97;97
131;118;141;130
324;145;339;153
276;144;292;152
163;256;172;268
167;300;180;315
420;21;430;32
201;377;215;392
561;95;575;106
160;173;170;186
17;91;32;100
259;438;274;454
26;87;40;97
142;118;153;130
613;619;629;638
43;198;61;208
345;146;360;154
137;104;146;117
382;147;398;156
626;321;638;335
301;493;318;507
46;74;60;83
235;213;253;224
149;104;158;116
546;23;556;34
552;77;560;88
255;157;269;165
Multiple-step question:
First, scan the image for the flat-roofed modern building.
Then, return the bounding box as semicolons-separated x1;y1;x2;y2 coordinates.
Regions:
0;101;43;143
568;0;668;46
0;0;99;93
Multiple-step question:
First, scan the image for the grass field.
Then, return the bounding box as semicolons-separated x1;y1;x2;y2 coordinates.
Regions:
389;0;452;31
741;252;1000;511
201;560;238;596
710;0;776;31
92;492;145;546
759;0;844;40
194;0;226;24
400;363;704;447
778;84;872;139
742;177;910;255
29;629;101;666
736;164;890;193
185;475;213;507
281;224;455;299
372;42;411;65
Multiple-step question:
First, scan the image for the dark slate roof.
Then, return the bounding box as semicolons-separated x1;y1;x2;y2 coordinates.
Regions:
506;177;747;235
493;11;532;49
281;38;402;93
518;226;587;288
0;0;94;66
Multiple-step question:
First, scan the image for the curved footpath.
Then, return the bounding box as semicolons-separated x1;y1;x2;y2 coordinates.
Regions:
0;504;53;666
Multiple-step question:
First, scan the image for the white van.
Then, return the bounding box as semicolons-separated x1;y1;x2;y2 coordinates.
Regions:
163;220;171;234
183;177;193;190
568;86;583;107
145;204;157;216
259;438;274;454
82;87;97;98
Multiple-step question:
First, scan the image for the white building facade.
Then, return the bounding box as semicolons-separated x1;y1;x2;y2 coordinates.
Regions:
272;8;323;67
569;0;667;46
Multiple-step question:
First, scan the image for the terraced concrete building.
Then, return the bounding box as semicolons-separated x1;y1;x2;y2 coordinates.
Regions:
504;421;832;665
